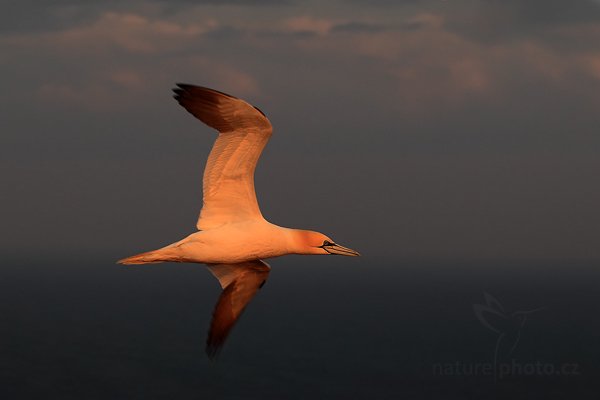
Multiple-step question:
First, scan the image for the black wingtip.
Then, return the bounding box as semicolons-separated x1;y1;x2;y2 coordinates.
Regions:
206;343;223;361
172;84;194;99
173;83;239;100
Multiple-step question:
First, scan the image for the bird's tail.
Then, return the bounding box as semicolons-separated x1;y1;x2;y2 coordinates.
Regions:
117;248;178;265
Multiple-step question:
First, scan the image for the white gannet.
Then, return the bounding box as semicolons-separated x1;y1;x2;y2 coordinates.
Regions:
118;84;359;358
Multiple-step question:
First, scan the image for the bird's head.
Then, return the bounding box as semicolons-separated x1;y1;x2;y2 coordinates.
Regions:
292;230;360;256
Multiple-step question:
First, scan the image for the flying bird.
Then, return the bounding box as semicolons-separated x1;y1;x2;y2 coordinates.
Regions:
118;84;359;358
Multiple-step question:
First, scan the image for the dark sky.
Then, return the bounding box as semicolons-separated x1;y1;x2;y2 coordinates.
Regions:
2;0;600;261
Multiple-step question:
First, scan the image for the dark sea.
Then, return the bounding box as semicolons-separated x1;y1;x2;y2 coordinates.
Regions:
2;256;599;399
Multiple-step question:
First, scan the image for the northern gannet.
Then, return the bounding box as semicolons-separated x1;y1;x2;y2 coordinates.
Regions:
118;84;359;358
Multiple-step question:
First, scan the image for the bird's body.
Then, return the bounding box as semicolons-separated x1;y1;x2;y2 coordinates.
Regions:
118;84;359;358
123;221;326;265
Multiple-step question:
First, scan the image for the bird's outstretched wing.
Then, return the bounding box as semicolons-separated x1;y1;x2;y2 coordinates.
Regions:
173;84;273;230
205;259;270;359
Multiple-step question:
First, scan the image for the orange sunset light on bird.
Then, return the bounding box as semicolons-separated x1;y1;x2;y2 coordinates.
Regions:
118;84;359;358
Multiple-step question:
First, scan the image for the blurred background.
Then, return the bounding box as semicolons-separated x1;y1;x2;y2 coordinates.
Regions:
1;0;599;398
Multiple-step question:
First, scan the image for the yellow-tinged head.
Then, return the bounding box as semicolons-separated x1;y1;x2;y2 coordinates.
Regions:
291;230;360;256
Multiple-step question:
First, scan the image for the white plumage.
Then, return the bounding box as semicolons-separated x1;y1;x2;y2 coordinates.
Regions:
118;84;359;358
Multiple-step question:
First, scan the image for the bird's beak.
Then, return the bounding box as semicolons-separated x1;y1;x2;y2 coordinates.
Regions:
322;243;360;257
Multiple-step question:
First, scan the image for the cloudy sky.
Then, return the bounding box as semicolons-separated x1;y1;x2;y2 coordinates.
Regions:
2;0;600;262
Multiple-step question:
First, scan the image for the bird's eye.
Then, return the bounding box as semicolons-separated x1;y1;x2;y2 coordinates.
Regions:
323;240;332;246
